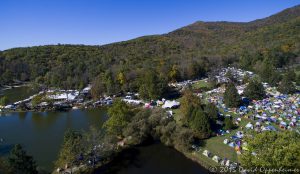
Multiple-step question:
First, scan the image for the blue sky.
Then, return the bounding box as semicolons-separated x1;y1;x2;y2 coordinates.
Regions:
0;0;299;50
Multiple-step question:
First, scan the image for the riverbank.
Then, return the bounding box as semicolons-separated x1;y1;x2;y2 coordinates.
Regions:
0;85;115;113
55;140;211;174
0;82;32;91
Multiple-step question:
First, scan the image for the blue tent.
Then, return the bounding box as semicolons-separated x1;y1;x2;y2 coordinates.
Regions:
242;97;250;106
239;106;247;111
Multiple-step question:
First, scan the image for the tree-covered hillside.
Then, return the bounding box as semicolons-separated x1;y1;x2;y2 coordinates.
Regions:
0;5;299;92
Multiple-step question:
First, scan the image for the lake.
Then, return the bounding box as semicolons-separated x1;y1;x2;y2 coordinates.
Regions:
94;143;208;174
0;87;208;173
0;109;108;171
0;110;208;173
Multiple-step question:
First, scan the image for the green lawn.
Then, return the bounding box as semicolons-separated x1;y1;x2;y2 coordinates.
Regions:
171;92;257;166
172;106;242;165
192;80;212;90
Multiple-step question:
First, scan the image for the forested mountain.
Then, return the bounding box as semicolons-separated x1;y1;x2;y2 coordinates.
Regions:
0;5;299;92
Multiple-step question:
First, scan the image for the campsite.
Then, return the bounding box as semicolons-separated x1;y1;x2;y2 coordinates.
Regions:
1;2;300;174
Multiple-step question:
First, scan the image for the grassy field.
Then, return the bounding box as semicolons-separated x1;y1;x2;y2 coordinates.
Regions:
202;134;238;161
172;106;242;166
192;80;213;90
170;91;258;167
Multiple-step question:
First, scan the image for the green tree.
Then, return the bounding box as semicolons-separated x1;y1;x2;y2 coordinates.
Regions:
138;70;168;100
189;108;211;138
204;103;218;129
278;74;296;94
285;70;296;82
225;70;236;82
55;130;85;168
0;96;10;106
224;117;235;130
180;88;201;124
242;73;251;84
241;131;300;170
239;52;253;70
296;74;300;86
224;82;240;108
31;95;44;107
204;103;218;120
91;75;106;99
173;127;195;152
8;144;38;174
104;71;118;96
257;59;281;86
103;99;133;136
123;109;152;145
186;61;205;80
244;80;265;100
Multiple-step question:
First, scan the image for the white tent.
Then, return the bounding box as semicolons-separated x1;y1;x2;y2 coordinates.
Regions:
245;122;254;129
223;139;229;144
212;155;221;163
162;100;180;109
202;150;211;157
48;91;79;101
226;160;231;166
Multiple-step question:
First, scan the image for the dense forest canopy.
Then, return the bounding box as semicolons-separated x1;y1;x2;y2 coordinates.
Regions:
0;5;299;92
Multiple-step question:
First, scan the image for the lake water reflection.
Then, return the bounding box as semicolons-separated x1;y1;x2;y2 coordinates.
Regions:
0;87;207;173
0;109;107;171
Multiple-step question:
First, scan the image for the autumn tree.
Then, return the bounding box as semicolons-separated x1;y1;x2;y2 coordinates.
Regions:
117;71;127;91
168;65;180;82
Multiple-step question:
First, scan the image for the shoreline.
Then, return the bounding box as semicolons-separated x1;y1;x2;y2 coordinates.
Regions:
0;83;30;91
175;147;212;170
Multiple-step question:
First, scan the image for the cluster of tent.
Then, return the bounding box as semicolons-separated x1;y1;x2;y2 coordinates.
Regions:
213;67;254;84
247;94;300;130
48;90;80;101
223;131;247;154
143;99;180;110
203;84;299;132
205;85;248;109
202;150;238;169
